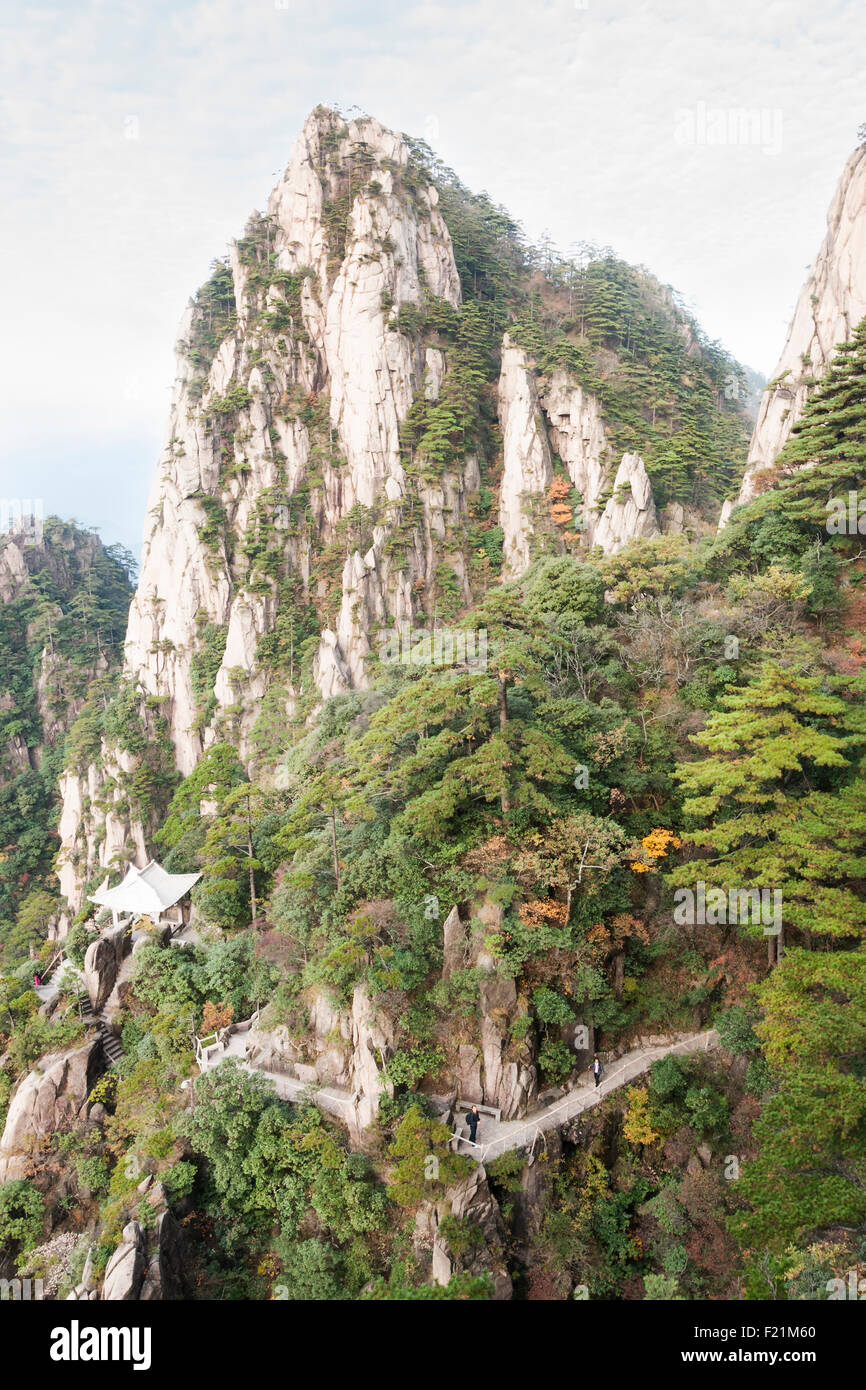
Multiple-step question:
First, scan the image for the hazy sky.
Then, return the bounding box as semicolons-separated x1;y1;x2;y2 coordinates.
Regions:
1;0;863;553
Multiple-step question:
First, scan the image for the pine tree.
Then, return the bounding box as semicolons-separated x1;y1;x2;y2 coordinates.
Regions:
671;663;866;958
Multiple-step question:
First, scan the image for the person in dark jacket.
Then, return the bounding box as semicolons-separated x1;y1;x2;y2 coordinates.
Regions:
466;1105;481;1145
592;1055;604;1087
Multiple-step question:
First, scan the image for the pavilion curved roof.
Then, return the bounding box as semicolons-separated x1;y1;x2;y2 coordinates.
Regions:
89;860;201;916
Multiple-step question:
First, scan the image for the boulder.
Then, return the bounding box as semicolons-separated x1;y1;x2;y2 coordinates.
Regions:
140;1211;185;1300
102;1222;146;1301
594;453;659;555
245;1024;302;1074
478;972;537;1120
0;1038;103;1182
431;1166;512;1300
83;921;132;1012
102;1204;186;1301
346;984;394;1141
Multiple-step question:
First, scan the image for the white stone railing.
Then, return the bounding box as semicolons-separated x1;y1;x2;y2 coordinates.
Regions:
194;1011;260;1067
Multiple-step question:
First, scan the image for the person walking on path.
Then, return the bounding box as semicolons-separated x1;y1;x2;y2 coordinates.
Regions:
466;1104;481;1146
592;1055;604;1088
33;972;41;988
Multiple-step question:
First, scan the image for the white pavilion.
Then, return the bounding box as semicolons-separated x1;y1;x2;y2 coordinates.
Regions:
89;860;201;930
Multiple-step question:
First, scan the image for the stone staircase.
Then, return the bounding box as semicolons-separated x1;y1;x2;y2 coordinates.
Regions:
71;985;123;1067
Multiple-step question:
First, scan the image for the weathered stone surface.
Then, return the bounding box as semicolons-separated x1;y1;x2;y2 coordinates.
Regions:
476;972;537;1120
442;904;465;980
102;1203;186;1301
540;369;610;544
83;921;132;1011
55;107;469;917
432;1166;512;1300
140;1211;185;1300
456;1045;483;1102
736;144;866;507
102;1222;146;1301
498;335;553;577
347;984;395;1141
510;1134;562;1251
245;1025;302;1074
594;452;659;554
259;982;395;1141
0;1039;103;1182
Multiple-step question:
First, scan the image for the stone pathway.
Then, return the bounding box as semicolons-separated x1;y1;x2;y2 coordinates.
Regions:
199;1024;718;1159
197;1028;356;1124
35;957;76;1005
463;1030;719;1163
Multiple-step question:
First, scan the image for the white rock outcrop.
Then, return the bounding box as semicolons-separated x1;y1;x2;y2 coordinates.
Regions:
251;983;395;1144
498;335;553;576
593;453;659;554
540;369;611;542
56;107;467;915
737;144;866;506
0;1040;103;1182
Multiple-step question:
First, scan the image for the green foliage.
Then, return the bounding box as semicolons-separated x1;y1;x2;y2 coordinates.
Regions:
733;950;866;1249
671;662;866;943
186;259;237;398
532;986;575;1025
538;1037;574;1083
156;742;248;852
715;1005;760;1056
509;253;749;509
388;1105;473;1208
189;623;228;728
162;1160;197;1201
273;1237;349;1300
0;521;133;940
643;1272;684;1300
76;1155;110;1197
0;1179;44;1252
710;317;866;571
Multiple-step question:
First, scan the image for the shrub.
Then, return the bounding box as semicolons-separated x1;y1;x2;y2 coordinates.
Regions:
532;986;575;1025
0;1179;44;1252
76;1155;110;1198
538;1038;574;1084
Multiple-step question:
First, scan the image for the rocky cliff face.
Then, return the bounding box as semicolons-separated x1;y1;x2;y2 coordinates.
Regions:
57;108;470;913
0;522;131;931
54;106;709;917
498;337;554;576
415;1164;512;1299
0;525;117;781
736;143;866;506
123;108;462;773
497;339;661;574
0;1039;104;1183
